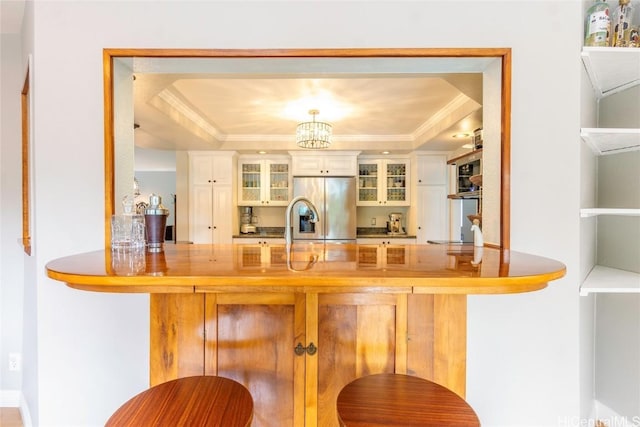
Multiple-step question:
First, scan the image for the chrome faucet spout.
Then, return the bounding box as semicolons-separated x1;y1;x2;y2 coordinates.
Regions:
285;196;320;245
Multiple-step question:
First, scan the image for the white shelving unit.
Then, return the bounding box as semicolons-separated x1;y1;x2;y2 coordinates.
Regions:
580;128;640;155
580;47;640;98
580;208;640;218
580;47;640;296
579;266;640;296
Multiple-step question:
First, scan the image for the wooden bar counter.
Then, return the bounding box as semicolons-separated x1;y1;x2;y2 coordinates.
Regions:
46;242;565;427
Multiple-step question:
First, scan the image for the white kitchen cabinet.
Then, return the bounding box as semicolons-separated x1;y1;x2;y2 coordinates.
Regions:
414;154;448;185
189;152;236;244
290;151;359;176
356;238;416;245
413;154;449;243
357;156;410;206
190;151;234;186
238;155;291;206
232;238;285;245
415;186;448;243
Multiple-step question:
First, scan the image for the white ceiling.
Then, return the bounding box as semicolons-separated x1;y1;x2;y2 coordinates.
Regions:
132;59;485;155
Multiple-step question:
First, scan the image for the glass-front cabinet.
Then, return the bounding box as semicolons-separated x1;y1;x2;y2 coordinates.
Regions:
238;156;291;206
357;157;410;206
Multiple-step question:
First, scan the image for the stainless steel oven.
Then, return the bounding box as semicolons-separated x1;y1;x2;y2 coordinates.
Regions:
455;152;482;197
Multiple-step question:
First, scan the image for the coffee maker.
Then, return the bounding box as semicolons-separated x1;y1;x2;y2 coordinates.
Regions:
240;207;257;234
387;212;404;235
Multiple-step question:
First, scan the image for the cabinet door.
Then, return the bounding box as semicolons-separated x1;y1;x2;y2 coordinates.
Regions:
190;184;213;243
292;154;357;176
150;294;206;386
212;185;232;243
191;153;234;186
416;185;448;243
357;160;381;205
312;293;408;427
204;293;306;427
190;155;215;186
358;158;410;206
232;238;286;245
384;160;410;206
291;155;324;176
238;160;263;206
211;155;233;185
323;155;357;176
265;160;291;205
416;155;447;185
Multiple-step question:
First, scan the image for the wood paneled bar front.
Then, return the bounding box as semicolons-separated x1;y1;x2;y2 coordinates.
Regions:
46;243;565;427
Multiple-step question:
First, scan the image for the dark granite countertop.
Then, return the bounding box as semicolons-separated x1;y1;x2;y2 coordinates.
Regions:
356;227;416;239
233;227;416;239
233;227;285;239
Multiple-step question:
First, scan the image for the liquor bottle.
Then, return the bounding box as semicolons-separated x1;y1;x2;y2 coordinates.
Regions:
585;0;611;47
611;0;635;47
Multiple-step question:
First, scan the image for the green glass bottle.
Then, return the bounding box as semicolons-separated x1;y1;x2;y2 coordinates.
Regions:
585;0;611;47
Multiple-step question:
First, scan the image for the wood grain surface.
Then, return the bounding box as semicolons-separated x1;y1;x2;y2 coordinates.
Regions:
46;243;565;294
336;373;480;426
105;376;253;427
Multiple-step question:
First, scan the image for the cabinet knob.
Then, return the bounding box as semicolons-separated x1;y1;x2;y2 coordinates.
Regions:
208;226;212;229
294;342;317;356
208;180;212;183
306;342;317;355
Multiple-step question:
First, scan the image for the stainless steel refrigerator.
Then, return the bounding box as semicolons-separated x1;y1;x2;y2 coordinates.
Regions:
292;177;356;242
450;198;478;243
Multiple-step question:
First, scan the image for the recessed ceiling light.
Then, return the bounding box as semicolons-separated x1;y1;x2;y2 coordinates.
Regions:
381;151;390;155
257;150;267;154
462;143;474;149
452;132;471;139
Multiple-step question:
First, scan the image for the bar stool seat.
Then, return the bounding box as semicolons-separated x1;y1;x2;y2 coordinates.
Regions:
336;373;480;426
106;375;253;427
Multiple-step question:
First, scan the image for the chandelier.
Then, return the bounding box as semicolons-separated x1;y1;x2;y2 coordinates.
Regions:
296;109;332;149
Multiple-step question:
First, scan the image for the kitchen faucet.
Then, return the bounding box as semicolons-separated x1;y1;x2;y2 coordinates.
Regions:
285;196;319;245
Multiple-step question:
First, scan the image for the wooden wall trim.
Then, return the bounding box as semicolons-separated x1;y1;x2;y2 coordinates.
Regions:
103;47;512;249
21;66;31;256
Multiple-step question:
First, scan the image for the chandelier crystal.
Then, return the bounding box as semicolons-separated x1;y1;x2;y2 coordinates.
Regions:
296;109;332;149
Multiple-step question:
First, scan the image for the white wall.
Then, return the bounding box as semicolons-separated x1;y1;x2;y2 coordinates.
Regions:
5;1;583;426
0;32;25;403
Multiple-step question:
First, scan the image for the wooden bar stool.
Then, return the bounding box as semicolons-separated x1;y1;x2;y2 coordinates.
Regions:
106;375;253;427
336;373;480;426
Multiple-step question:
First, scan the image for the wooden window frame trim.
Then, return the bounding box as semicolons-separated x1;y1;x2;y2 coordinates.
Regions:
103;48;511;249
21;65;32;256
